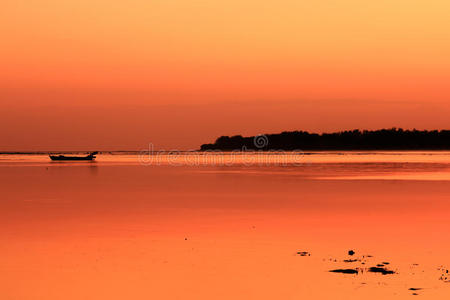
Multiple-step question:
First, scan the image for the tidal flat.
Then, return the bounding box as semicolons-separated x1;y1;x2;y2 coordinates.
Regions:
1;152;450;299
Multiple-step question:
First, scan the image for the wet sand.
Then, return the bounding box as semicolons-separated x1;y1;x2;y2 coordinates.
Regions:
1;153;450;299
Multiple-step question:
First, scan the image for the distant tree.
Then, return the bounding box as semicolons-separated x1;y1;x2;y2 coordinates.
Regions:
199;128;450;151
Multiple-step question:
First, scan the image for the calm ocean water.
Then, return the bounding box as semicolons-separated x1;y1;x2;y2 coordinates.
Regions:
1;152;450;299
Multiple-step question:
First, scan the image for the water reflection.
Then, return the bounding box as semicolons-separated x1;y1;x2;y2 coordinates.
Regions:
1;152;450;299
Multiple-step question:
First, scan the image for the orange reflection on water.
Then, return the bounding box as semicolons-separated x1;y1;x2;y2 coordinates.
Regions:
1;153;450;299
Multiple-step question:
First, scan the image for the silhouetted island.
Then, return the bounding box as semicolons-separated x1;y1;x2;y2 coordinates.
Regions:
200;128;450;151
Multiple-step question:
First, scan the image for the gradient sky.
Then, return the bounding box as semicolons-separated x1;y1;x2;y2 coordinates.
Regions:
2;0;450;150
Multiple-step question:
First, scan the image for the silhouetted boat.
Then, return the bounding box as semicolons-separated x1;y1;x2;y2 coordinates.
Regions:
49;152;98;161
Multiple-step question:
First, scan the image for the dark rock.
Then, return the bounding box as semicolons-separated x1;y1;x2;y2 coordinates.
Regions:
329;268;359;274
368;267;395;275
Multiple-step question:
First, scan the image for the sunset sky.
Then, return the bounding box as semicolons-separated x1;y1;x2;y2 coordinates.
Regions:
2;0;450;151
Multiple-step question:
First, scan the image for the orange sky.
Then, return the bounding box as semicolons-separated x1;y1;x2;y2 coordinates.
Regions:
2;0;450;151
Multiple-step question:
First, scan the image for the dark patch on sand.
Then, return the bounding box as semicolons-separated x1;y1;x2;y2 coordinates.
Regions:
308;250;448;292
438;267;450;282
329;268;359;274
368;266;396;275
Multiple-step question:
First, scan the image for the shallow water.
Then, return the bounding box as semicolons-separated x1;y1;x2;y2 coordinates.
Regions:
1;153;449;299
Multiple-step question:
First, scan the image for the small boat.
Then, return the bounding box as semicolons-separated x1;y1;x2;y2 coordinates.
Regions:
49;152;98;161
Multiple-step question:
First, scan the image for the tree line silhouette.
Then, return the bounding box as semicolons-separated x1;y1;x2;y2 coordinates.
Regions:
200;128;450;151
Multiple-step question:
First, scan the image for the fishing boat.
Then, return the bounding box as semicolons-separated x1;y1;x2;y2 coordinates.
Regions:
49;152;98;161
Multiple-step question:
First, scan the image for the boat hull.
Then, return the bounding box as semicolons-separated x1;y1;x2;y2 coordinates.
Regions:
49;155;95;161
